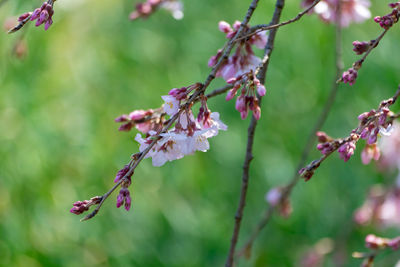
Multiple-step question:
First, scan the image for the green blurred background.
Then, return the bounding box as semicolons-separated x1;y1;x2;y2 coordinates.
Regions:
1;0;400;266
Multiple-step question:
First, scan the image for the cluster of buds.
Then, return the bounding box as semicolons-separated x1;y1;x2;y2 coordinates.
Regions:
374;2;400;29
352;40;375;55
337;134;358;162
116;176;132;211
358;98;393;142
342;67;358;86
301;0;371;28
301;92;397;181
315;131;359;162
208;21;267;81
70;196;102;215
130;0;183;20
8;0;55;33
115;108;164;135
31;1;55;30
225;70;266;120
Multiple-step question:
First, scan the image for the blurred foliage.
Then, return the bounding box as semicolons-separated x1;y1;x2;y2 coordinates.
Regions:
1;0;400;266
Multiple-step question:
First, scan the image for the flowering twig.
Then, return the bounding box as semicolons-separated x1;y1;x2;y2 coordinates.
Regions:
224;1;285;266
300;85;400;180
237;1;345;258
234;0;321;43
340;3;400;85
74;0;263;221
129;0;183;21
8;0;56;34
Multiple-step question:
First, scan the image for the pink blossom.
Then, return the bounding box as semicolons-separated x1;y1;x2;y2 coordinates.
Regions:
302;0;371;27
361;144;380;165
162;95;180;116
130;0;183;21
209;21;266;81
265;187;282;207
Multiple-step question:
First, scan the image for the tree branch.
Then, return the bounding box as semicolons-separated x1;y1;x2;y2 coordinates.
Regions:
237;0;344;258
224;0;285;266
79;0;263;221
235;0;320;43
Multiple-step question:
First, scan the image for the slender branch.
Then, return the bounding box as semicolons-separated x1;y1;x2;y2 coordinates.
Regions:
80;0;262;221
224;1;285;266
337;28;389;83
205;84;233;99
235;0;320;43
237;0;343;258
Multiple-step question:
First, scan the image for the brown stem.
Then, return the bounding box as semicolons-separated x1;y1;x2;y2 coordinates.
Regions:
224;0;285;266
237;0;344;258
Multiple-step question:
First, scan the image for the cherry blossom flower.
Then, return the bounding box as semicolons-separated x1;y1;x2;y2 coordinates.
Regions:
378;121;400;170
209;21;267;81
361;144;380;165
130;0;183;21
302;0;371;27
134;102;227;167
162;95;180;116
354;184;400;228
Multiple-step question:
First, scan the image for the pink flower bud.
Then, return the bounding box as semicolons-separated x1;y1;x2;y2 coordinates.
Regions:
257;85;266;96
342;67;358;86
352;41;370;55
235;96;246;112
218;21;232;33
18;12;31;22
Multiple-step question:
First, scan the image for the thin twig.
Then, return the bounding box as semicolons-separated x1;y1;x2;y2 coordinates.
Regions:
205;84;233;99
235;0;320;43
237;0;343;258
337;28;389;83
224;0;285;266
80;0;263;221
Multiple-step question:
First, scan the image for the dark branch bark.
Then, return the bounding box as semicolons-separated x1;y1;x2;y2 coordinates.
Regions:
237;0;344;258
224;1;285;266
